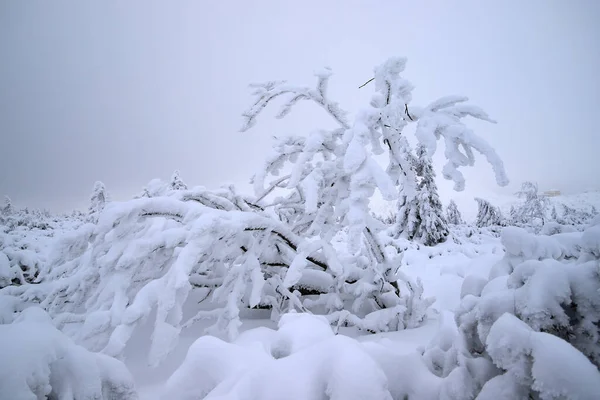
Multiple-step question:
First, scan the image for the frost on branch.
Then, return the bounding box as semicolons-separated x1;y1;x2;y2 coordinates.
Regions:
241;67;350;133
413;96;509;192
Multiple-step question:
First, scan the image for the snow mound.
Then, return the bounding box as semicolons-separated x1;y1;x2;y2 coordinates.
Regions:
162;312;394;400
0;307;137;400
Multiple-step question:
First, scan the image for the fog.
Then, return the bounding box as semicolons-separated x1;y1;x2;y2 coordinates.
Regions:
1;1;599;212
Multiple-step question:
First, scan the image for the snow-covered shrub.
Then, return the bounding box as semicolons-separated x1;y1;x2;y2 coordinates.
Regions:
0;203;81;289
0;307;137;400
478;313;600;400
421;224;600;398
0;186;435;366
539;221;578;236
555;203;598;228
0;203;52;232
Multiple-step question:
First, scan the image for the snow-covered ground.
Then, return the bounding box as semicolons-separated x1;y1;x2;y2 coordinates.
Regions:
123;191;598;398
1;190;599;399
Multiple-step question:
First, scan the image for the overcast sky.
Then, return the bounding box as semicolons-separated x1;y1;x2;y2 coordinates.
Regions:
1;1;599;212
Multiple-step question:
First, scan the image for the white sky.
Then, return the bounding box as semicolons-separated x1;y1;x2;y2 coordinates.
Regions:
1;1;599;212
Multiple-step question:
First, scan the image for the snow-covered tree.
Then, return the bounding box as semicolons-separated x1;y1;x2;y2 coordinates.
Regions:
170;170;188;191
445;199;464;225
241;61;433;333
1;196;12;214
243;58;507;242
362;59;509;238
411;145;449;245
475;197;503;227
551;204;558;221
512;181;548;226
0;56;509;369
88;181;108;223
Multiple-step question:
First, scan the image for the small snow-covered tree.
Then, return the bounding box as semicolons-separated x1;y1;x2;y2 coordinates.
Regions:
411;145;449;245
512;181;548;226
1;196;12;214
446;200;464;225
551;204;559;221
475;197;503;227
88;181;108;223
241;62;430;333
170;170;188;191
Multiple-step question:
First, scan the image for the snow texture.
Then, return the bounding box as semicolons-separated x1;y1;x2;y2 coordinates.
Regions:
0;308;137;400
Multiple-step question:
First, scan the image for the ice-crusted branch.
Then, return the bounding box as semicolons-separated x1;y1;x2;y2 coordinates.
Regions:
241;68;350;132
413;96;508;191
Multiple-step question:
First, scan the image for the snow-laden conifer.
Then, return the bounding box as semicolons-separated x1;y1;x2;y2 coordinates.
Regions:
446;200;464;225
87;181;108;223
475;197;503;227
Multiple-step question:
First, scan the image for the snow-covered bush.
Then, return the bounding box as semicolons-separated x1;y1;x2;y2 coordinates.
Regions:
0;202;82;290
554;203;598;228
539;220;578;236
0;186;435;366
0;307;137;399
420;223;600;398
